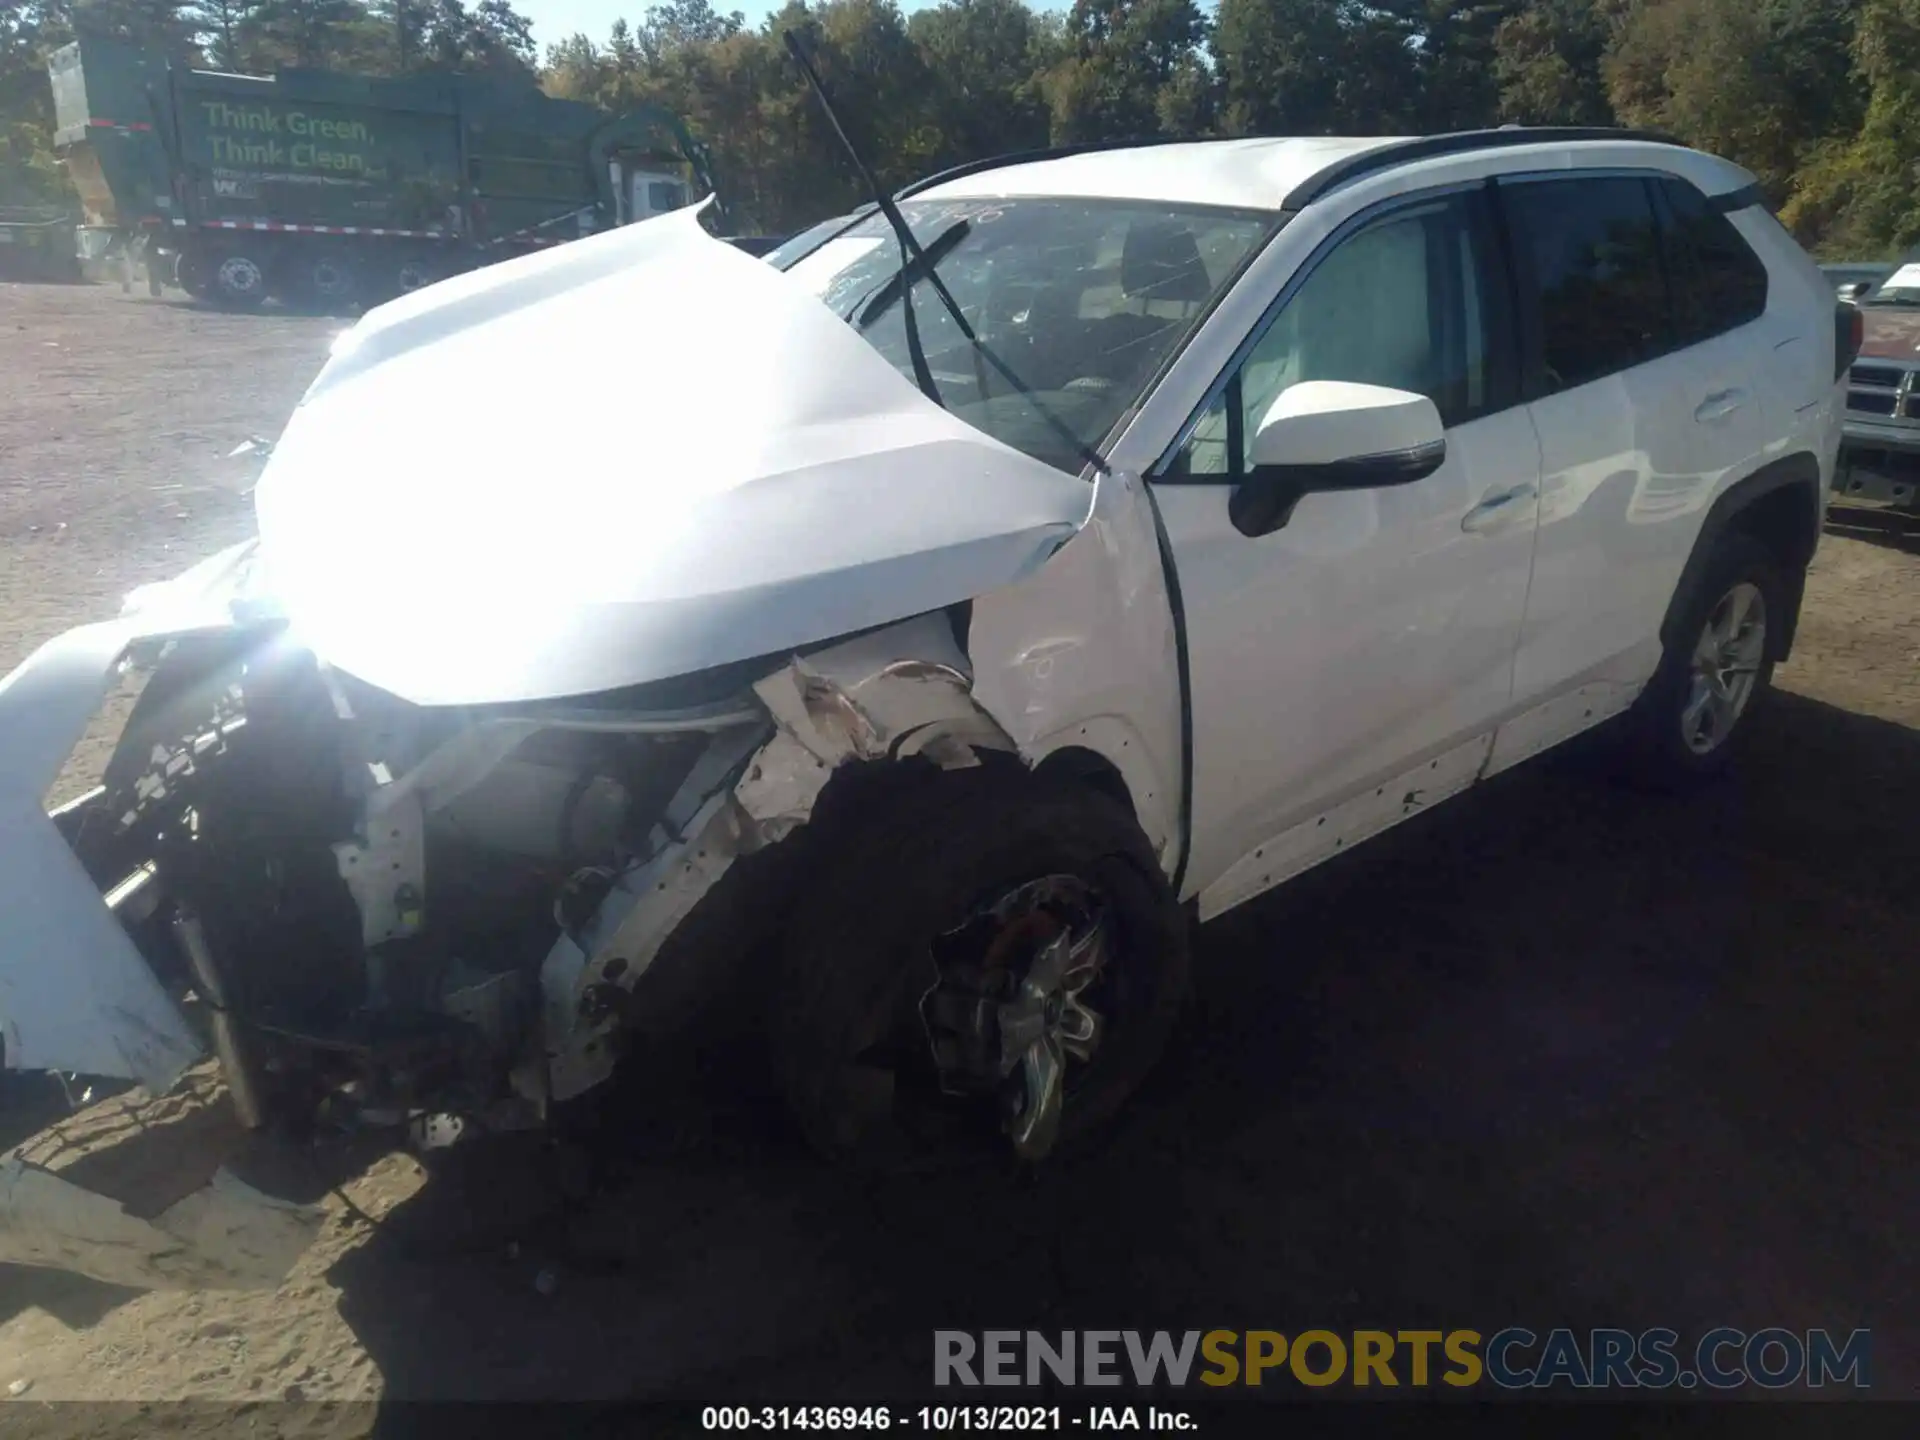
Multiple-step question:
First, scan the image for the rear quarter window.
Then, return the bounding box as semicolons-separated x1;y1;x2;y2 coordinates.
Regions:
1653;176;1769;343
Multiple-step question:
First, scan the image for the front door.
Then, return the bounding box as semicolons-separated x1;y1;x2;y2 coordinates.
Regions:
1148;184;1544;915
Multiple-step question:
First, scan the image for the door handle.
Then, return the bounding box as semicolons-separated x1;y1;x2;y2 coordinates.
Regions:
1694;388;1747;423
1460;482;1537;534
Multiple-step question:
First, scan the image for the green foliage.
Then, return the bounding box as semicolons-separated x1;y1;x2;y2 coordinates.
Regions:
1494;0;1618;125
1;0;1913;251
2;1;73;204
1781;0;1920;255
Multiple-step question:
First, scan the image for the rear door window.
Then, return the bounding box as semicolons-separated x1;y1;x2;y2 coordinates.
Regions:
1501;176;1670;394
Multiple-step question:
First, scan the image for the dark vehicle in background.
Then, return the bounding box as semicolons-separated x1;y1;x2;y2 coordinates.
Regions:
49;34;721;309
1837;261;1920;510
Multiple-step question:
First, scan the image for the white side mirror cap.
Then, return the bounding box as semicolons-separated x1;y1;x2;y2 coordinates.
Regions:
1249;380;1445;471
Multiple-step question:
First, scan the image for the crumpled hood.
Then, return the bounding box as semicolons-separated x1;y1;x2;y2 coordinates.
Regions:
254;206;1092;706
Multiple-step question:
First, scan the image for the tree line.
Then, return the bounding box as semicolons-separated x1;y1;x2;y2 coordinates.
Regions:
6;0;1919;258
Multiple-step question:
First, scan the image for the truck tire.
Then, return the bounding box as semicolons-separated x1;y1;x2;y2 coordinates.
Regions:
1620;530;1785;787
175;248;210;300
304;252;359;312
210;250;267;309
394;253;443;296
770;764;1189;1166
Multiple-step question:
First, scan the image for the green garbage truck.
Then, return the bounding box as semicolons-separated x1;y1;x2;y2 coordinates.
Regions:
49;35;722;308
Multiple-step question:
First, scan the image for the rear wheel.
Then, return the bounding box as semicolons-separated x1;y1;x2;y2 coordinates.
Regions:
210;250;267;309
1620;531;1784;785
304;252;359;312
771;766;1189;1165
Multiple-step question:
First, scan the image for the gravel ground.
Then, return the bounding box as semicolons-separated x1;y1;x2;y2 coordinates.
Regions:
0;283;1915;1416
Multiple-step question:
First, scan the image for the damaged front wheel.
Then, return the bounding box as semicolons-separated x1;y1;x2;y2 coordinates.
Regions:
771;767;1188;1165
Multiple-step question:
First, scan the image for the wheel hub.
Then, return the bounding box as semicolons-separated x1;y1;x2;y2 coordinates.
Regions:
217;256;262;293
313;261;351;296
921;875;1110;1161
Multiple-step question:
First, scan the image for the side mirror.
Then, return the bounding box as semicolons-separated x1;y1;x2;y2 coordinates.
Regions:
1838;281;1872;304
1229;380;1447;538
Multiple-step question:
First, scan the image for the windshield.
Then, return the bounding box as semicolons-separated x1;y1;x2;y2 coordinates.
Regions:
778;197;1275;473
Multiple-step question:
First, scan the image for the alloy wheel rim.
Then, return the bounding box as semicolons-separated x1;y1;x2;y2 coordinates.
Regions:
921;874;1112;1161
1682;580;1767;755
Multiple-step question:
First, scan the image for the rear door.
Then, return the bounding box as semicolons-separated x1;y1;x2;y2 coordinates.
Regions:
1493;171;1775;742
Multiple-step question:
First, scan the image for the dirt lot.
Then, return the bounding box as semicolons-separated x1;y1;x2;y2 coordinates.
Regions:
1;282;1916;1413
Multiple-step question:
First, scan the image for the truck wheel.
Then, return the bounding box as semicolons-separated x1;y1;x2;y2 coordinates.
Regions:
175;248;210;300
394;254;441;295
1621;531;1784;786
771;765;1189;1166
211;251;267;309
305;253;358;312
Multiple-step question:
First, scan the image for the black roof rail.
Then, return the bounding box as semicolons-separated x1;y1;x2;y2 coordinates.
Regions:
1279;126;1688;211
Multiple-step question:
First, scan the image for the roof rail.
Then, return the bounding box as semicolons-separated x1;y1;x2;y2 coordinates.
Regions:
879;125;1689;219
1279;126;1687;211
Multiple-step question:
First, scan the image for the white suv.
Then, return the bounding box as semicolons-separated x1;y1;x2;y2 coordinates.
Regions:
0;129;1844;1286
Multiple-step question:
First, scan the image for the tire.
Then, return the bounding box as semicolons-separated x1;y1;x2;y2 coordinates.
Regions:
771;764;1189;1166
210;250;268;309
304;252;359;312
1619;530;1785;786
175;247;210;300
394;253;442;296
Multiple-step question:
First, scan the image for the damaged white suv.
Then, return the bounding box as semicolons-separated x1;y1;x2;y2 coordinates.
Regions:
0;129;1844;1284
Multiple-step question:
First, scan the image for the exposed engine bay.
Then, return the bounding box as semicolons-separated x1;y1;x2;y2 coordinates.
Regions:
44;610;1023;1152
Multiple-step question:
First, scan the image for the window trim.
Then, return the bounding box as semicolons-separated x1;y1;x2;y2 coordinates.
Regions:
1151;178;1521;485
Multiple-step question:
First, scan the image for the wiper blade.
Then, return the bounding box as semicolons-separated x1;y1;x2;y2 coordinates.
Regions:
852;219;971;330
781;31;940;405
782;31;1110;477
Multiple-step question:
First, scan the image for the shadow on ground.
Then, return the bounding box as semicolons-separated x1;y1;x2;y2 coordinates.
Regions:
307;690;1917;1405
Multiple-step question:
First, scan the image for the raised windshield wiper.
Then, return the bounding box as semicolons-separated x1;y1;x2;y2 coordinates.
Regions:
782;30;1111;477
781;31;941;404
851;219;971;329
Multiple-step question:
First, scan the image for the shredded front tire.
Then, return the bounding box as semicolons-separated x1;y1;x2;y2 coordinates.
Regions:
770;764;1189;1166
